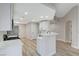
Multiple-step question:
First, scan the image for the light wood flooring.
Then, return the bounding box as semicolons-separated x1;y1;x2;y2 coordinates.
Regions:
55;41;79;56
21;38;79;56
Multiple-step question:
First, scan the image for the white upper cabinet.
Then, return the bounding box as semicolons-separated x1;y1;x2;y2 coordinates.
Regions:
39;21;50;31
0;3;12;31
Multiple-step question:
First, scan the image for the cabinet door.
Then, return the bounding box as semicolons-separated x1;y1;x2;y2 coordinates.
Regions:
39;21;50;31
0;3;12;31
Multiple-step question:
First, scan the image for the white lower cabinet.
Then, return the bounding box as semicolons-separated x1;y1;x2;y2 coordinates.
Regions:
0;40;22;56
37;34;56;56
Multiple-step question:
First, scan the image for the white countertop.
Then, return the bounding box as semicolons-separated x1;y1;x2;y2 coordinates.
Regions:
0;39;22;48
0;39;22;56
40;32;58;36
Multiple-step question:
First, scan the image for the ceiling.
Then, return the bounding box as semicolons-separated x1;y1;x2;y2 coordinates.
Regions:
42;3;78;17
13;3;55;23
13;3;78;24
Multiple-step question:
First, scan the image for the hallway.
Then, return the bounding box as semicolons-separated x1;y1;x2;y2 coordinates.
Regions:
22;38;79;56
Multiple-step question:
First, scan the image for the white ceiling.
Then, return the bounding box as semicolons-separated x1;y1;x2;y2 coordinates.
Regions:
42;3;78;17
13;3;78;24
55;3;78;17
13;3;55;23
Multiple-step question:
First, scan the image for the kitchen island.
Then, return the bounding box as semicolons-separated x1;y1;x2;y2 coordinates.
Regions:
37;32;58;56
0;39;22;56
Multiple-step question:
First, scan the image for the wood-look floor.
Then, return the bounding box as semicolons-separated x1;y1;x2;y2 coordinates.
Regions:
21;38;79;56
55;41;79;56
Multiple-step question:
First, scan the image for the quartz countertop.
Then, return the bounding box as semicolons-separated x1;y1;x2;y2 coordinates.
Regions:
0;39;22;48
39;32;58;36
0;39;22;56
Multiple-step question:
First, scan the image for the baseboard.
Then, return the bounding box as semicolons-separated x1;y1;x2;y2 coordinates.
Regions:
71;45;79;49
57;39;65;42
65;40;71;43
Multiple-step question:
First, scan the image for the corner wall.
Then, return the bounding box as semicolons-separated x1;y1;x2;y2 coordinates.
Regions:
55;6;77;43
56;6;79;49
62;6;77;43
62;6;78;47
55;18;66;42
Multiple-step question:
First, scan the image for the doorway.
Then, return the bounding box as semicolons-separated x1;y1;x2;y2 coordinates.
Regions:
65;20;72;43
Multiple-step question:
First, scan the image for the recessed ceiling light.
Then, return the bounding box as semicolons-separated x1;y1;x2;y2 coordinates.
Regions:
45;16;48;18
40;16;44;18
20;17;23;20
25;12;28;15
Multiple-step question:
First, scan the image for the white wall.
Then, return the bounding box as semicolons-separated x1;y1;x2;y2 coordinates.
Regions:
0;3;12;31
18;22;39;39
26;23;39;39
55;6;77;43
60;6;75;42
55;6;79;49
71;6;79;48
62;6;78;47
55;18;65;42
